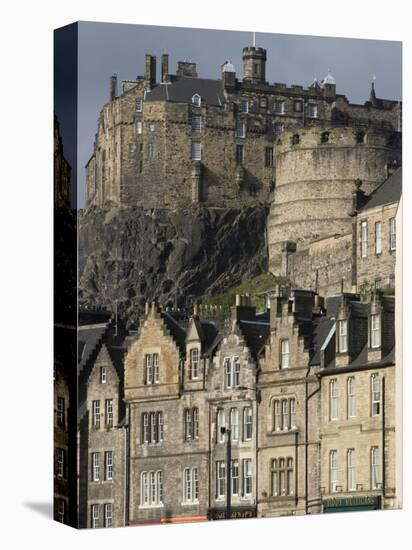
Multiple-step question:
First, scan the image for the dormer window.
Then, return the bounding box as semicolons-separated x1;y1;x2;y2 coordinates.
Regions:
371;314;381;348
100;366;107;384
144;353;160;384
338;320;348;353
192;94;201;107
189;349;199;380
280;340;289;369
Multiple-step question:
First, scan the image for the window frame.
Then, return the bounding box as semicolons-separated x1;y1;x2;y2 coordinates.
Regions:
243;406;253;441
347;449;356;491
100;366;107;384
92;400;100;429
274;100;285;115
105;399;113;427
230;407;239;441
375;221;382;255
105;451;113;481
371;374;381;416
92;452;100;482
191;141;202;161
240;100;249;114
91;504;99;528
216;460;226;499
189;348;199;380
135;99;143;112
57;397;65;426
330;379;339;421
347;376;356;418
338;319;348;353
280;339;289;369
361;220;368;258
243;459;253;497
389;218;396;251
104;503;113;528
371;447;381;490
191;114;202;133
330;450;338;493
371;314;381;349
192;94;201;107
56;448;65;479
235;120;246;138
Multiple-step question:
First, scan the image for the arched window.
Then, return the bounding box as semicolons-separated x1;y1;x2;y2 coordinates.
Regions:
192;94;201;107
291;134;300;145
356;130;365;144
321;131;330;143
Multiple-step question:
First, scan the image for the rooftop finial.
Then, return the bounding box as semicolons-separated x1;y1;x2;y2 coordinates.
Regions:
370;76;378;105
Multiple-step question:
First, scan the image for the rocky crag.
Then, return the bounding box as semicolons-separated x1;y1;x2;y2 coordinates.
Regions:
79;204;269;325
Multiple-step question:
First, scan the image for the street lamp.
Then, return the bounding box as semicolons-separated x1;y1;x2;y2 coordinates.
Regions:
220;426;231;520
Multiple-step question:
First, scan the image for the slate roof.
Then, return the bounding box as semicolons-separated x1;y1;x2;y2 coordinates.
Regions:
161;311;187;353
145;77;225;106
78;323;109;374
309;316;335;366
361;168;402;211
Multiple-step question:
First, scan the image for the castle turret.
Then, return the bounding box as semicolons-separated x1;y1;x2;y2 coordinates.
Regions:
221;59;236;89
242;46;267;84
144;54;157;90
320;72;336;101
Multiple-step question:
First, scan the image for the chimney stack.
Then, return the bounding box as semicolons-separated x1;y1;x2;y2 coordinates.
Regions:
145;54;157;90
161;54;169;83
110;74;118;101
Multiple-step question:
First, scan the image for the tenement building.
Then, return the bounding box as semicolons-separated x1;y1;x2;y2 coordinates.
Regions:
85;45;401;210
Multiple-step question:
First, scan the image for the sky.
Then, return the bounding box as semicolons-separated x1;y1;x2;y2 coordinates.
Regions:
59;21;402;208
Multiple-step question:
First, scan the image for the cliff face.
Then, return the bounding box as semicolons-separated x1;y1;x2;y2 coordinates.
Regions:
79;204;269;324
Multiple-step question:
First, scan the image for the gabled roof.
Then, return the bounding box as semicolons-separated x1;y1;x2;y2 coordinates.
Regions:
239;320;270;360
361;168;402;211
145;76;225;106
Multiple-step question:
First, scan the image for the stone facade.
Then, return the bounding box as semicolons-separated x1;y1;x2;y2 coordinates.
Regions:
85;46;401;211
319;292;397;512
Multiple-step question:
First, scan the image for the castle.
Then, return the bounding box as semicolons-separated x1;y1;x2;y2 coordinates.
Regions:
85;45;402;298
85;46;401;211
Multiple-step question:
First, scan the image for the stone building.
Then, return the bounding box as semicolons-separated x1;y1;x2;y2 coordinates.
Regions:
276;167;401;298
257;288;323;517
85;46;400;210
318;292;397;513
54;357;70;524
77;311;128;528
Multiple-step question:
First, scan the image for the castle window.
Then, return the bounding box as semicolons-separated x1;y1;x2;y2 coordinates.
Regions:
57;397;65;426
105;451;113;481
192;94;201;107
105;399;113;427
265;147;274;167
243;406;253;440
294;100;303;112
360;221;368;258
128;143;136;153
191;141;202;160
136;121;143;134
235;144;244;165
280;340;289;368
243;459;253;496
347;377;356;418
272;123;283;137
371;374;381;416
144;353;160;384
274;101;284;115
136;99;143;112
330;450;338;492
389;218;396;251
230;408;239;441
91;504;100;528
306;103;318;118
184;408;199;441
148;143;156;160
338;319;348;353
321;131;330;143
291;134;300;145
356;130;365;144
189;348;199;379
100;367;107;384
191;115;202;132
104;503;112;528
149;122;155;132
236;120;246;138
347;449;356;491
371;314;381;348
371;447;381;490
184;467;199;503
240;100;249;113
375;222;382;254
92;400;100;429
330;379;339;420
274;398;296;431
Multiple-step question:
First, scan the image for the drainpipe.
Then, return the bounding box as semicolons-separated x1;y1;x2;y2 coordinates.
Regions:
123;404;130;526
305;367;321;514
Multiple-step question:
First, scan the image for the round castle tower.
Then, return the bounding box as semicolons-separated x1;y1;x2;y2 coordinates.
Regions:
268;125;401;274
